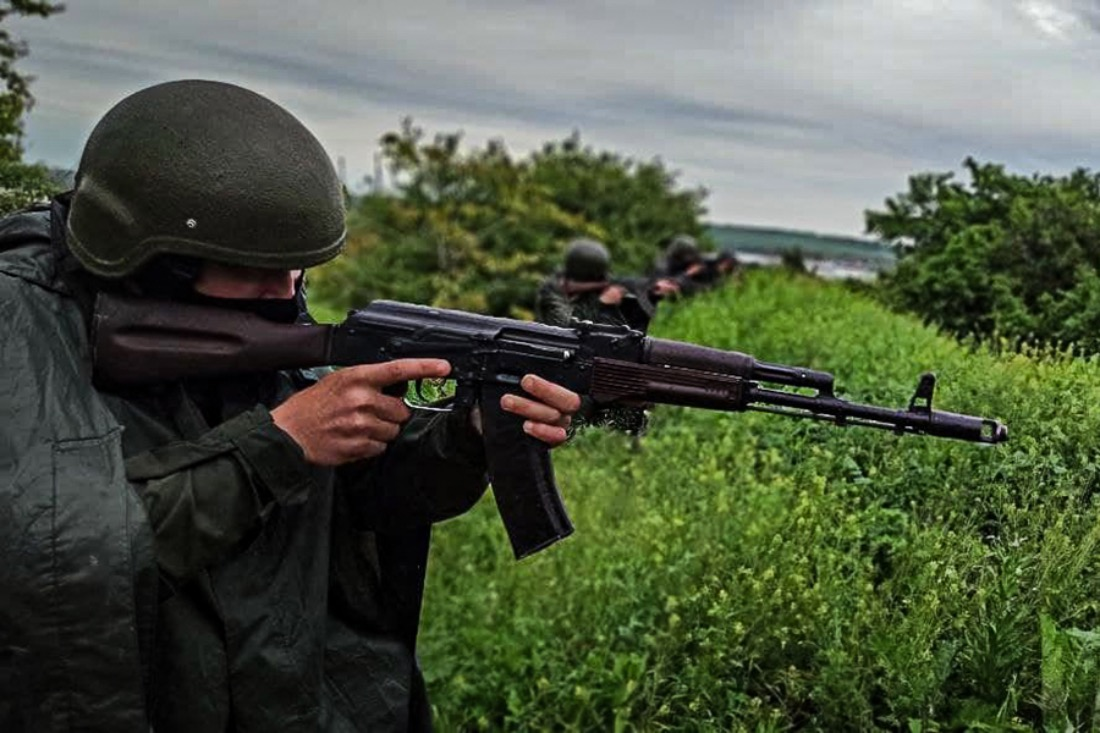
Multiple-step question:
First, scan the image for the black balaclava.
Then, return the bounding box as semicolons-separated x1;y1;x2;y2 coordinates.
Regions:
185;280;307;324
131;254;309;324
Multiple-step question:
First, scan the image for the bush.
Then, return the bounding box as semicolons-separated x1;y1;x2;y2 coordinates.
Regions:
0;160;61;215
867;158;1100;353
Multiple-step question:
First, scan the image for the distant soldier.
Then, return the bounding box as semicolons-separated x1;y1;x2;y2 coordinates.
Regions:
653;234;705;297
536;238;664;332
654;234;738;294
662;234;704;277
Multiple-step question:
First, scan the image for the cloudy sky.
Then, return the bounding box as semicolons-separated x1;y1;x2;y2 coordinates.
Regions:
10;0;1100;235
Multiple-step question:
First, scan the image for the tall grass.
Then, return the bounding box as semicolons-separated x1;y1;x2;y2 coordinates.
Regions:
418;271;1100;731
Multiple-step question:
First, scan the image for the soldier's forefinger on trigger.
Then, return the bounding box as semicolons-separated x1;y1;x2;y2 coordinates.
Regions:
370;358;452;387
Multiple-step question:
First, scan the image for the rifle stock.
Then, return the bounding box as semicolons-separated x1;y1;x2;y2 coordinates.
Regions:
92;294;333;386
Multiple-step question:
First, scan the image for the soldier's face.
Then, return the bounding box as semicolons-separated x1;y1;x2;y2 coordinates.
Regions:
193;262;301;300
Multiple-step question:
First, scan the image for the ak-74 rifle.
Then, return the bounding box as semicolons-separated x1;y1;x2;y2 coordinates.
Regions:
91;293;1008;560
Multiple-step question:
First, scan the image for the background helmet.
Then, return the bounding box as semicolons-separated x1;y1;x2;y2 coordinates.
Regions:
563;238;610;282
66;79;346;278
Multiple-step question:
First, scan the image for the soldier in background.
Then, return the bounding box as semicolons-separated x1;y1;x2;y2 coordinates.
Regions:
536;238;679;437
654;234;706;297
536;238;678;332
654;233;739;295
661;234;704;276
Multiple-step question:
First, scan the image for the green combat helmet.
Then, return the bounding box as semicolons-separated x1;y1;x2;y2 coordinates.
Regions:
66;79;346;278
563;238;611;282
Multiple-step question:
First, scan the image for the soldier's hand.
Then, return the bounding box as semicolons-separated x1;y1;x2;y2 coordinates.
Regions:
271;359;451;465
685;262;706;278
599;284;627;305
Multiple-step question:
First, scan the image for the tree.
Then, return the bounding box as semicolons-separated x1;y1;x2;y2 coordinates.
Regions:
0;0;64;163
0;1;65;214
527;132;708;274
866;158;1100;352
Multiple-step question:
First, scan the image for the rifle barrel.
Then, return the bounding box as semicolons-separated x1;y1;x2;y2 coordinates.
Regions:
746;385;1007;444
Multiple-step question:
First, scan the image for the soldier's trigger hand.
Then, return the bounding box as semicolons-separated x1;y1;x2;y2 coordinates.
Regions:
271;359;452;466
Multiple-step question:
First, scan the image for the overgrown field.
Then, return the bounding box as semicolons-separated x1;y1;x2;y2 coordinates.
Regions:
417;270;1100;731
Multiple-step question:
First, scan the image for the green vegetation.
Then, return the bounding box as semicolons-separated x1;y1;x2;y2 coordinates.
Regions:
310;120;707;317
708;223;894;267
0;157;60;213
301;125;1100;732
418;269;1100;731
868;157;1100;353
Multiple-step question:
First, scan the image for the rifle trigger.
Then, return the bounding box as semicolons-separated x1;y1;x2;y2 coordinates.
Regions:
404;378;455;414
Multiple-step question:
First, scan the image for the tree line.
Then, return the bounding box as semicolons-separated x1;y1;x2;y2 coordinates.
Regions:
0;0;65;213
311;119;707;318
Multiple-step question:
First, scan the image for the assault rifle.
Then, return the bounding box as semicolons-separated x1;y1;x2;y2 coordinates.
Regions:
92;293;1007;560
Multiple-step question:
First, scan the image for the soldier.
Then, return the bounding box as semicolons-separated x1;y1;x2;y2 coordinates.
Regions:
0;80;580;732
654;234;738;295
536;237;678;332
536;238;672;436
653;233;707;296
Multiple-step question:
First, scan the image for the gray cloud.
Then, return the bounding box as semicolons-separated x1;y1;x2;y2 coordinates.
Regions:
10;0;1100;234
